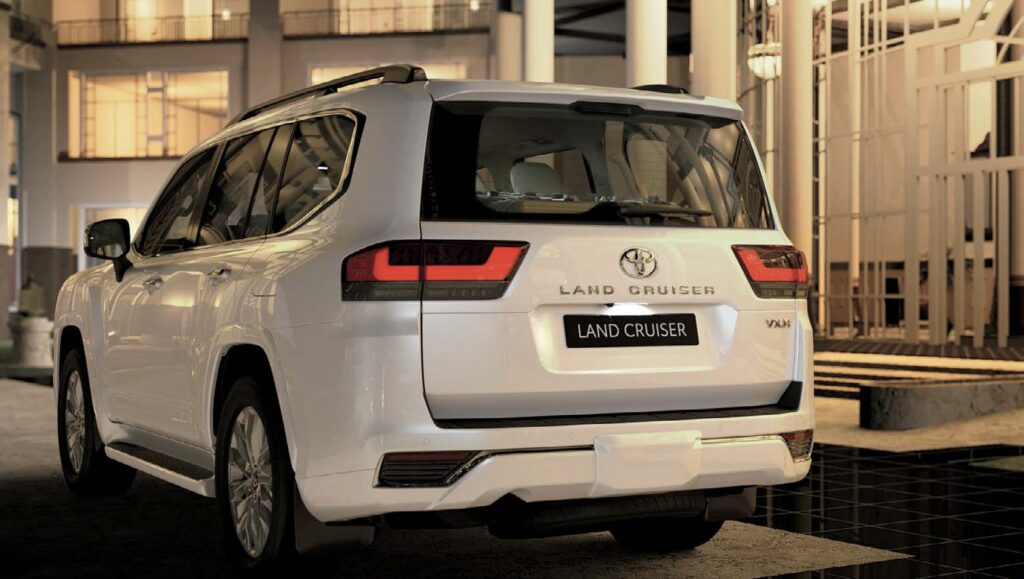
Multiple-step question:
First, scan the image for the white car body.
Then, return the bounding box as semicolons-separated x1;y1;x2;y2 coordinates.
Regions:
54;75;813;527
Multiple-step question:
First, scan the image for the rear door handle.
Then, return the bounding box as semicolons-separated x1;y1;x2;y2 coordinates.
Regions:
207;267;232;286
142;275;163;292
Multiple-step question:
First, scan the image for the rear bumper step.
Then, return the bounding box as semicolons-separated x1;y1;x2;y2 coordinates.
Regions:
433;380;803;429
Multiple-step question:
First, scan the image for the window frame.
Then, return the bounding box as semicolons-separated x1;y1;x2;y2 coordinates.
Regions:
134;144;222;257
132;109;362;256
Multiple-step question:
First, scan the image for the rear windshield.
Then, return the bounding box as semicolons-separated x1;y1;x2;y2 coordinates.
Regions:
422;102;772;229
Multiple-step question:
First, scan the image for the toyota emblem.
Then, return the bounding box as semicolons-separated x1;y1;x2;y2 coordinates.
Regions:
620;248;657;279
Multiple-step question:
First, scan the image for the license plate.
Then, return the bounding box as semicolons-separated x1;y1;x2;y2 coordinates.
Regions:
564;314;699;348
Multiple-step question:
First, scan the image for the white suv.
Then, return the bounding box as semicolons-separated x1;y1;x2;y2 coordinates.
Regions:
54;65;813;573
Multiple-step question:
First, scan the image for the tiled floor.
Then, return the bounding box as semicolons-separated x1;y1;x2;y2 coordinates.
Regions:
750;443;1024;577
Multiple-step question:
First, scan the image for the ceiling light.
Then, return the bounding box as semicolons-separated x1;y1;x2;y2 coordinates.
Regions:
747;42;781;80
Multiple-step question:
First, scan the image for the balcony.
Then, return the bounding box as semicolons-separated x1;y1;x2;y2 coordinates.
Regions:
281;1;493;39
55;14;249;47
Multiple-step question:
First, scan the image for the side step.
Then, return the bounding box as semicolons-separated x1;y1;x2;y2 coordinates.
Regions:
106;442;215;497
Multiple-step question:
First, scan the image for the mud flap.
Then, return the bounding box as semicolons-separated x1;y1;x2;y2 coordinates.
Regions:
294;492;376;555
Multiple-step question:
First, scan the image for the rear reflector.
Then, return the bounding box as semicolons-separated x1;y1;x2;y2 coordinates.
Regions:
781;430;814;461
377;451;480;487
732;245;809;299
343;241;528;301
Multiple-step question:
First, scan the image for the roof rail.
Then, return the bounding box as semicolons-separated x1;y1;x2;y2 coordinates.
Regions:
632;84;689;95
229;64;427;125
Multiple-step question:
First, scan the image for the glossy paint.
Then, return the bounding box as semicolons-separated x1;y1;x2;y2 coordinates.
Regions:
53;79;814;523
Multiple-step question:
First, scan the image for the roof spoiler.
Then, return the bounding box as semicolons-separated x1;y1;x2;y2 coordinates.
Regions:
229;64;428;125
632;84;689;95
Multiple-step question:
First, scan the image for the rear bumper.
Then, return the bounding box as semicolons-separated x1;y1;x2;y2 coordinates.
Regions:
298;428;811;523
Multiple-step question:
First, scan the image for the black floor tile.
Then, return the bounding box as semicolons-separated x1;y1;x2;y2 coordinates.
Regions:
894;497;1007;517
875;518;1024;542
981;562;1024;578
895;541;1024;572
961;532;1024;554
817;557;961;578
954;490;1024;509
813;504;942;526
952;509;1024;531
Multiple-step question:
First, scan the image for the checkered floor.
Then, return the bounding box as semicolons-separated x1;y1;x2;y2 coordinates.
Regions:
750;443;1024;577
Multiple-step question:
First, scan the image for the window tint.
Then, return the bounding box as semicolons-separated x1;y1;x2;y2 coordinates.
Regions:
424;103;771;229
272;115;356;233
197;128;275;246
140;148;216;255
246;125;293;237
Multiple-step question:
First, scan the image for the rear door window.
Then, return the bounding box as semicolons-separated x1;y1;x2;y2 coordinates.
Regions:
271;115;357;233
139;147;216;255
196;128;276;246
424;103;772;229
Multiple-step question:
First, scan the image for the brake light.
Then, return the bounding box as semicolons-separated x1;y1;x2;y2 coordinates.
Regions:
343;241;528;301
732;245;808;299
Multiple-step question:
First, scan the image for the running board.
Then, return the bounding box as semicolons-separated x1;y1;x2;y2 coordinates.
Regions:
106;442;215;498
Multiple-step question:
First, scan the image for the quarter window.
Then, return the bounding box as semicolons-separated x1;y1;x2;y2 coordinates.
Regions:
271;116;356;233
197;128;276;246
246;125;293;237
139;148;216;255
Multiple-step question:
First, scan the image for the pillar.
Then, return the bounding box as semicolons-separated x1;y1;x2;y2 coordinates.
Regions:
493;10;522;81
247;0;282;105
1012;0;1024;335
690;0;737;99
523;0;554;82
625;0;667;87
780;0;814;259
0;5;11;334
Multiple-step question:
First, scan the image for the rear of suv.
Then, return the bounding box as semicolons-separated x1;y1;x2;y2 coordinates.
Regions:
54;65;813;573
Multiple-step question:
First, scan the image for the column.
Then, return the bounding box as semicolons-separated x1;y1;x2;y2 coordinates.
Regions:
625;0;667;87
780;0;814;258
690;0;737;99
247;0;282;105
493;9;522;81
21;30;68;320
0;5;10;332
523;0;553;82
1012;0;1024;335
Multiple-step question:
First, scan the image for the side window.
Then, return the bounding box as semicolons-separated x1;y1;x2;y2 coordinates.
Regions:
139;148;216;256
246;124;293;237
271;115;356;233
196;128;276;246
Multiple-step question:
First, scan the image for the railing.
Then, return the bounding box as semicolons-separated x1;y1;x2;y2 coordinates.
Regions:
55;14;249;46
10;11;50;47
281;1;492;38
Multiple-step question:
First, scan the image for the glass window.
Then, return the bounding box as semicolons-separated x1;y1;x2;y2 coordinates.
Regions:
246;124;293;237
197;128;276;246
69;69;228;159
424;103;771;229
139;148;216;255
271;116;356;233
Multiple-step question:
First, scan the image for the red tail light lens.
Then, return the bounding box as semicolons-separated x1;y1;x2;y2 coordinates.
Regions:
781;429;814;461
733;245;809;299
343;241;528;301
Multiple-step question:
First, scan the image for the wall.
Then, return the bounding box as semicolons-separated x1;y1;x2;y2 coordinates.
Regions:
555;55;690;89
280;33;489;90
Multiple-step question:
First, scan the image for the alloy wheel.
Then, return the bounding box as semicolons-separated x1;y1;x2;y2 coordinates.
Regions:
64;371;87;473
227;407;273;558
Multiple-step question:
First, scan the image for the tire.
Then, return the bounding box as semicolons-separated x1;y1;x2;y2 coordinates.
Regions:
610;516;723;552
215;377;297;575
57;349;136;496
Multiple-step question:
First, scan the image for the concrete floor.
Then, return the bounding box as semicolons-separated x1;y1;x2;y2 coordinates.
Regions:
0;379;903;579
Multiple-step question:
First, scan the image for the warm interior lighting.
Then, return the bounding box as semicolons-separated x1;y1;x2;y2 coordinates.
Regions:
747;42;781;80
221;9;231;20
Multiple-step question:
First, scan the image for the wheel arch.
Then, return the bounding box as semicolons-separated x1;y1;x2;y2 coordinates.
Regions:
211;344;296;467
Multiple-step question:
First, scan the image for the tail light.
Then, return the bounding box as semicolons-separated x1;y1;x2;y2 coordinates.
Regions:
343;241;528;301
781;429;814;462
732;245;809;299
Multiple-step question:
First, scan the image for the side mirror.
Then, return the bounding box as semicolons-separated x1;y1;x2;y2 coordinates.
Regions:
84;218;133;281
